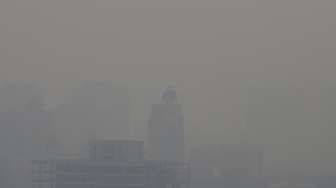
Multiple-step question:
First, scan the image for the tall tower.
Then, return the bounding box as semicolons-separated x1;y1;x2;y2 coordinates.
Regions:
148;86;185;162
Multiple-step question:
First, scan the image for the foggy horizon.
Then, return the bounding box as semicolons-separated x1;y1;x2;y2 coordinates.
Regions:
1;1;336;187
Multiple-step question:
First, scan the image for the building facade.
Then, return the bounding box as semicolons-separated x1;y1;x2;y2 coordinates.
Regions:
89;140;144;161
32;140;190;188
148;86;185;162
32;160;190;188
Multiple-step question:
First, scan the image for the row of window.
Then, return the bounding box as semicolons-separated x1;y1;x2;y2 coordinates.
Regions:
55;165;151;174
55;174;150;184
54;183;147;188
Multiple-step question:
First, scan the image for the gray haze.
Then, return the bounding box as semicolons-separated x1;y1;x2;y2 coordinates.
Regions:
1;0;336;175
52;82;130;155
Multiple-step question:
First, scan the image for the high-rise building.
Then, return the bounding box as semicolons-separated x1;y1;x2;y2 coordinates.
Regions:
0;82;52;188
0;82;50;159
148;86;185;162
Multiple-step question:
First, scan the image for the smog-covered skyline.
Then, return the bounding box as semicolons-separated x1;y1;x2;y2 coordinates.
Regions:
1;0;336;175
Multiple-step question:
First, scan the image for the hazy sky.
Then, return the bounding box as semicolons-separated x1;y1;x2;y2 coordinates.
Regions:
1;0;336;173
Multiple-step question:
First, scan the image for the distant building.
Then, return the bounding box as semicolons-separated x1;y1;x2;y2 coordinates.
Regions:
0;82;52;188
32;160;190;188
0;82;51;160
190;145;264;177
32;140;190;188
148;86;185;162
89;140;144;162
190;145;265;188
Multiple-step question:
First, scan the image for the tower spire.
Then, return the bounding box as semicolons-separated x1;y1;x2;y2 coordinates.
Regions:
161;85;177;104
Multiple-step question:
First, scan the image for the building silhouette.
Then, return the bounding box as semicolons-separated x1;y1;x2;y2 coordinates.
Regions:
0;82;52;188
32;86;190;188
148;86;185;162
32;140;190;188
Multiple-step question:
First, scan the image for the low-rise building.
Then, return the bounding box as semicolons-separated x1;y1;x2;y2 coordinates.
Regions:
32;140;190;188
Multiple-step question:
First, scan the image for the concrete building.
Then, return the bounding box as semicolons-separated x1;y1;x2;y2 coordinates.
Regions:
32;160;190;188
32;140;190;188
148;86;185;162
